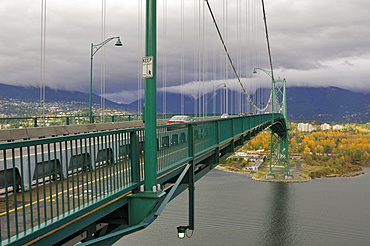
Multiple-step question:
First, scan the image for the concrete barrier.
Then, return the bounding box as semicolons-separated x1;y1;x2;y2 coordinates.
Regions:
0;128;29;141
27;127;57;139
0;130;14;142
0;119;174;142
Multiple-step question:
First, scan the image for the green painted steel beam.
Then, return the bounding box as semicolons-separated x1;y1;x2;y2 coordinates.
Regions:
76;222;150;246
127;0;166;229
143;0;157;192
154;164;190;216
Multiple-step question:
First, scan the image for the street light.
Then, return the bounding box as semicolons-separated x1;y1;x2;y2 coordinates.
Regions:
89;36;123;123
177;226;189;239
253;67;272;78
212;83;226;116
253;67;287;118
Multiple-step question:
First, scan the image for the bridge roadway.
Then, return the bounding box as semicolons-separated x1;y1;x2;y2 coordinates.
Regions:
0;114;287;245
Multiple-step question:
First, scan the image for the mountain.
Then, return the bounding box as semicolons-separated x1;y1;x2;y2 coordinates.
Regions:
130;86;370;123
0;83;136;113
1;83;369;123
129;91;196;114
286;86;370;123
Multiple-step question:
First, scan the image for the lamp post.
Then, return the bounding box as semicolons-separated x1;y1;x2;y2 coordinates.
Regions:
89;36;122;123
212;83;226;116
252;67;275;113
177;226;189;239
253;67;286;116
252;67;272;78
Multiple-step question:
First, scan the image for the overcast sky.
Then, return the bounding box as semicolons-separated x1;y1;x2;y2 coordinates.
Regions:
0;0;369;104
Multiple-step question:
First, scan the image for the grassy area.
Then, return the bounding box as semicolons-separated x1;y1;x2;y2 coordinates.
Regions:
219;154;363;182
300;155;363;178
219;159;312;182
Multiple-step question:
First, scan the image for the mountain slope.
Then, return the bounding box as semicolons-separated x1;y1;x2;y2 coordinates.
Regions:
0;83;136;112
129;86;370;122
1;83;369;122
286;86;370;122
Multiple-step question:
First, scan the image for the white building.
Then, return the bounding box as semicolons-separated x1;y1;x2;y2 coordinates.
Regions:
332;124;343;130
235;152;248;157
321;123;330;130
298;123;316;132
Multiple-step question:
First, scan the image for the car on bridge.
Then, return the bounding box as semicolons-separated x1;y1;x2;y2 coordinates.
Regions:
166;115;195;131
167;115;195;124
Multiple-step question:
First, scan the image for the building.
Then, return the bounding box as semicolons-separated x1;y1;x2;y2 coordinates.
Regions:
298;123;316;132
332;124;343;130
234;152;248;157
321;123;330;130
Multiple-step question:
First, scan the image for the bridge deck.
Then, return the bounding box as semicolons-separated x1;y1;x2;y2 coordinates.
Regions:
0;114;286;245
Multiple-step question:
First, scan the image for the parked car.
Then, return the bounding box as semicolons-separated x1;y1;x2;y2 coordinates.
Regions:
167;115;195;124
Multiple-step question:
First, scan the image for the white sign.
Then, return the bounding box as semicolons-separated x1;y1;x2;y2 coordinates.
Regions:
142;56;153;78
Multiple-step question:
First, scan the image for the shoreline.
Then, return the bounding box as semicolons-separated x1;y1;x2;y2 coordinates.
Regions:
215;165;365;183
312;171;365;179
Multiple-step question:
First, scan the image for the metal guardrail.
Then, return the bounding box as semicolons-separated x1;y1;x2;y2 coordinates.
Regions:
0;128;140;245
0;114;285;245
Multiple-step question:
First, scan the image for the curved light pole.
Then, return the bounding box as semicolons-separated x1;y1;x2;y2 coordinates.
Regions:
212;83;226;116
89;36;123;123
253;67;272;78
253;67;274;113
253;67;287;117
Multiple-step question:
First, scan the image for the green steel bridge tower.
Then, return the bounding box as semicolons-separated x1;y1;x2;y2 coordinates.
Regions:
270;77;290;176
253;68;290;177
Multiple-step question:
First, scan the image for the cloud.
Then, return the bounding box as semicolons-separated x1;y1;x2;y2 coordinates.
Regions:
280;54;370;93
1;0;369;103
104;89;142;105
341;60;355;67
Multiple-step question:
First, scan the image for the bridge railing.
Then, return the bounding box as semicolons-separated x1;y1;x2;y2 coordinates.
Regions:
0;114;284;245
0;128;141;244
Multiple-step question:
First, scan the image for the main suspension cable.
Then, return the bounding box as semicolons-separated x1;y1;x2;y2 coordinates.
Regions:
205;0;270;112
261;0;275;81
204;0;247;96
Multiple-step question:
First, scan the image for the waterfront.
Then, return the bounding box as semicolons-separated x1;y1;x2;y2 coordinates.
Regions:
117;167;370;246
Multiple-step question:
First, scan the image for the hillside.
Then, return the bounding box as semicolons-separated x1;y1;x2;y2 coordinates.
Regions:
286;86;370;123
1;83;369;122
129;86;370;123
0;83;136;113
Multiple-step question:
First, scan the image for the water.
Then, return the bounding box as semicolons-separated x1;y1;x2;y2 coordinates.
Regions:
116;168;370;246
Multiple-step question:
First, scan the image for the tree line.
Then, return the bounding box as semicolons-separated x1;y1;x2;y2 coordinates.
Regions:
243;123;370;163
241;123;370;177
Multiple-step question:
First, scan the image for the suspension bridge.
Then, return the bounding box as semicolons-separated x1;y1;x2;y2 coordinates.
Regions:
0;1;289;245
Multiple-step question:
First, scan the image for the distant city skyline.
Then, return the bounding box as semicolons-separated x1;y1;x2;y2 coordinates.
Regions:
0;0;369;104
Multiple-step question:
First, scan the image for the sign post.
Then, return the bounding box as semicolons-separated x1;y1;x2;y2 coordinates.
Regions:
128;0;165;227
142;56;154;78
